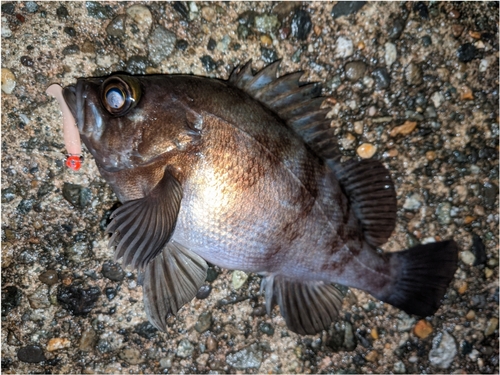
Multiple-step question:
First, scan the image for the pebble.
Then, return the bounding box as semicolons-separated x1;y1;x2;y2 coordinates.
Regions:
85;1;111;19
176;339;194;358
390;121;417;137
259;322;274;336
226;344;263;369
201;6;215;22
47;337;71;352
384;42;397;67
370;327;378;340
465;310;476;321
20;56;34;67
126;4;152;34
159;356;173;369
39;270;58;286
196;284;212;299
1;2;14;14
345;61;366;81
25;1;38;13
335;36;354;58
232;270;249;289
260;34;272;47
56;5;69;19
405;62;423;85
393;360;406;374
479;58;489;72
429;331;457;369
254;14;280;34
457;43;478;63
397;312;416;332
430;91;444;108
106;14;126;37
206;336;218;352
194;311;212;333
484;268;493;278
28;286;50;309
176;39;188;51
17;345;46;363
459;85;474;100
482;181;498;208
414;319;433;339
1;68;16;94
57;285;101;316
148;26;176;64
425;150;437;161
62;183;92;208
365;350;378;362
291;8;312;41
484;317;498;336
460;251;475;266
471;234;487;266
1;17;11;38
2;285;22;315
200;55;217;72
353;121;364;134
436;202;451;225
388;18;405;41
372;67;390;90
126;55;149;75
356;143;376;159
120;348;144;364
79;328;97;351
452;24;464;38
101;261;125;282
331;1;366;19
421;35;432;47
134;321;157;339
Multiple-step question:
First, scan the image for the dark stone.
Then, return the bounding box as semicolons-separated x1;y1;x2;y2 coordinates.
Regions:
134;321;158;339
86;1;112;19
176;39;188;51
331;1;366;19
194;311;212;333
207;38;216;51
260;47;278;64
200;55;217;72
259;322;274;336
291;8;312;41
196;284;212;299
56;5;69;19
64;26;77;37
37;183;54;198
17;198;34;214
20;56;34;67
101;261;125;282
388;18;405;40
105;287;116;301
2;286;22;316
62;44;80;55
206;268;219;282
457;43;478;63
25;1;38;13
237;24;251;40
413;2;429;19
39;270;59;286
126;55;149;75
1;188;16;203
460;340;473;355
422;35;432;46
57;285;101;316
482;181;498;208
62;183;91;208
172;1;189;20
17;345;45;363
372;67;391;90
237;10;257;26
471;234;487;266
1;3;15;15
106;14;126;37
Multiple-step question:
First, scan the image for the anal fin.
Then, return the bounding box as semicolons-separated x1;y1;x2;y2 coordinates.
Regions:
262;275;344;335
331;158;397;247
140;241;208;331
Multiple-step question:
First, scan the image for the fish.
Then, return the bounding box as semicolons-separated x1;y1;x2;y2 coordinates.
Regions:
62;61;458;335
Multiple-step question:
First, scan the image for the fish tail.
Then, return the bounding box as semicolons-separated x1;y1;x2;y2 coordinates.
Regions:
376;240;458;316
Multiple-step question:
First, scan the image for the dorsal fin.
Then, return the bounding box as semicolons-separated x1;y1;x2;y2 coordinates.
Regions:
229;60;339;161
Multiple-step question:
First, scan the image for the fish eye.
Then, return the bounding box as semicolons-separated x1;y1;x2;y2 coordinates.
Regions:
101;76;141;116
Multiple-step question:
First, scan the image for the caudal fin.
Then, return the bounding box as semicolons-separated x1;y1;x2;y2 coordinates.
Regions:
378;240;458;316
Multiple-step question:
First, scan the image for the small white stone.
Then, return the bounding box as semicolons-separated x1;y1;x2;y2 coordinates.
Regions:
232;270;248;289
1;68;16;94
384;42;397;67
126;4;152;34
189;2;199;13
335;36;353;58
430;91;445;108
479;59;489;72
1;17;11;38
403;193;422;211
460;250;476;266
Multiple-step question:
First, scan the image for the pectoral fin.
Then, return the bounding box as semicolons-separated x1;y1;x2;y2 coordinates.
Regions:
262;275;344;335
106;169;183;270
140;241;208;331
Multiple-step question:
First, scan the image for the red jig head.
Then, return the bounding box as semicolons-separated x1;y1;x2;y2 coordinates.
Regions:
66;155;83;171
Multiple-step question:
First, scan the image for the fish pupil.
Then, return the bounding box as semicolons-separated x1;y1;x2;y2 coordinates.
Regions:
106;87;125;109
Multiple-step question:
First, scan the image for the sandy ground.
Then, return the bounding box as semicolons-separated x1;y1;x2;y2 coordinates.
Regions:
1;1;498;374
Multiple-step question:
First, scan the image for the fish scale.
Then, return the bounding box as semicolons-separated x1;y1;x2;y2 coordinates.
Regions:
62;61;458;335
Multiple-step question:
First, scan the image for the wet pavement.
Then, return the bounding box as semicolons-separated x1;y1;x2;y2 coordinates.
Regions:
1;2;498;373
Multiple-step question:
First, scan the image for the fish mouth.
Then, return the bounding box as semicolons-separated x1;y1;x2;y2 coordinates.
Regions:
63;80;86;133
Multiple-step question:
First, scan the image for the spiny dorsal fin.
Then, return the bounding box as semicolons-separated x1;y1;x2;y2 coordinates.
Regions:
229;60;339;161
331;159;397;247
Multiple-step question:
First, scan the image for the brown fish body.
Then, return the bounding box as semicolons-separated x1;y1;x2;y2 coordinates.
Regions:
63;62;458;335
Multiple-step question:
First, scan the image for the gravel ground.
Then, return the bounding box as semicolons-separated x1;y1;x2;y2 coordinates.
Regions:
1;1;498;374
